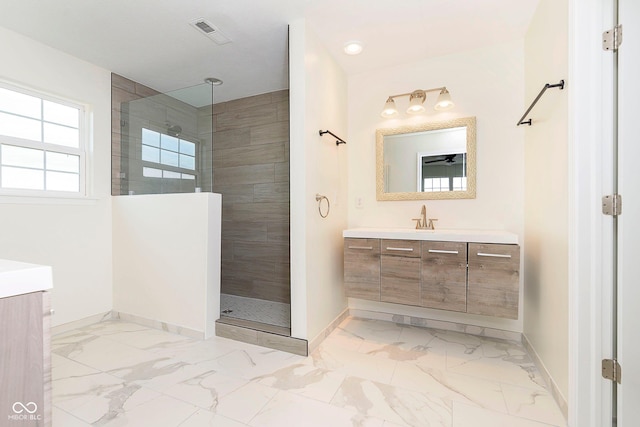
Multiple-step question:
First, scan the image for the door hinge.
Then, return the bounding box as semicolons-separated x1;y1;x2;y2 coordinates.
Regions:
602;194;622;216
603;25;623;51
602;358;622;384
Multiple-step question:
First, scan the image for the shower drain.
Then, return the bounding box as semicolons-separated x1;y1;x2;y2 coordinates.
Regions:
221;309;233;314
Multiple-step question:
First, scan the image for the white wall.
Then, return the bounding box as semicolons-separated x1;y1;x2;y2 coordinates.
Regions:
0;27;113;327
289;20;349;341
112;193;221;338
524;0;569;401
347;40;526;331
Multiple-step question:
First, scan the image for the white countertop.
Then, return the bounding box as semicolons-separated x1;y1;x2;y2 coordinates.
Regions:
0;259;53;299
343;227;518;244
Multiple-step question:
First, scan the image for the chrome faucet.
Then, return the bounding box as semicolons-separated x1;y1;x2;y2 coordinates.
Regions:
412;205;437;230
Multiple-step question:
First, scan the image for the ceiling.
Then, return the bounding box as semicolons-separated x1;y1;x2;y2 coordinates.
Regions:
0;0;539;103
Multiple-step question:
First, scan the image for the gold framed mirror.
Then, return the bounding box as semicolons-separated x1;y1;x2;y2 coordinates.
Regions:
376;116;476;201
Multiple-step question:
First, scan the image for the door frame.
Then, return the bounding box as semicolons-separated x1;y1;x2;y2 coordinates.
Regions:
569;0;615;425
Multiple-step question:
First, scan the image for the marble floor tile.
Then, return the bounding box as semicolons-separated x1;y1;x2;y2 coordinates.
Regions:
214;382;278;424
213;346;304;380
161;369;248;410
254;362;346;402
310;341;398;384
180;409;248;427
501;383;566;426
249;390;385;427
53;406;91;427
96;394;198;427
53;368;127;412
68;383;161;424
99;327;196;350
50;317;566;427
331;376;452;427
391;362;508;413
452;401;560;427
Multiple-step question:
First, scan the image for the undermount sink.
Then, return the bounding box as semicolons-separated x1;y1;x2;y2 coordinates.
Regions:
342;227;518;244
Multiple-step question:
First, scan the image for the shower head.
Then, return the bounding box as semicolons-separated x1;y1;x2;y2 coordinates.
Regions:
167;124;182;137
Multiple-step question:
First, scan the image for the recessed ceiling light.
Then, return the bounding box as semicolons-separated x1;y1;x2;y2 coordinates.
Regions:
343;41;364;55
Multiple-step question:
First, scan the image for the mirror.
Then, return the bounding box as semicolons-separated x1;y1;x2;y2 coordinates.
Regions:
376;116;476;200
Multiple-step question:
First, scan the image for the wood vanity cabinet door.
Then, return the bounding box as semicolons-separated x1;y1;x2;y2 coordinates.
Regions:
467;243;520;319
344;238;380;300
380;240;421;305
421;241;468;312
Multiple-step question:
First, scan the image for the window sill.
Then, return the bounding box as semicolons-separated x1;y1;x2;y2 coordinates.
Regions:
0;194;101;206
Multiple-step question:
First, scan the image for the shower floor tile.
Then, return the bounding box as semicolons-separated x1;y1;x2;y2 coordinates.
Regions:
220;294;290;328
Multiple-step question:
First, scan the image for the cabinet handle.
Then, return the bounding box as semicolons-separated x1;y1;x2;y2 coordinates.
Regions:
477;252;512;258
428;249;459;254
386;247;414;252
348;246;373;250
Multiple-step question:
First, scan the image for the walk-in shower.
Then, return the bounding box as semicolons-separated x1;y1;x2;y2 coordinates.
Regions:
111;74;291;334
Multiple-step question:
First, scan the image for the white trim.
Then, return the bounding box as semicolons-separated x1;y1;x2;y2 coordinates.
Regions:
569;0;614;425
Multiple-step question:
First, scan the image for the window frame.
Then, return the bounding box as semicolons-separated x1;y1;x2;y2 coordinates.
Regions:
140;126;199;182
0;81;88;199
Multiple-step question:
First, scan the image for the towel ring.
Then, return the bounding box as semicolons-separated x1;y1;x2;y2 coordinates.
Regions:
315;194;330;218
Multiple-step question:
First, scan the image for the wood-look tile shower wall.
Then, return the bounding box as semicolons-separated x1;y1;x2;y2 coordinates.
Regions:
211;90;290;304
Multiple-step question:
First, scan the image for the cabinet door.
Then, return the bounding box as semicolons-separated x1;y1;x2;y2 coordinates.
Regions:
421;241;468;312
381;240;421;305
0;291;46;426
344;238;380;300
467;243;520;319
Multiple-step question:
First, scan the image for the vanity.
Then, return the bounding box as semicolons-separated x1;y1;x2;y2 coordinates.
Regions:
343;228;520;319
0;260;53;427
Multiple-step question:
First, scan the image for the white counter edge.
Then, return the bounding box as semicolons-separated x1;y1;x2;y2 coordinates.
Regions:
343;228;519;245
0;260;53;299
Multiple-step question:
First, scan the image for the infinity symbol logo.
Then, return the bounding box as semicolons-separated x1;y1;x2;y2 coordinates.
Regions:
12;402;38;414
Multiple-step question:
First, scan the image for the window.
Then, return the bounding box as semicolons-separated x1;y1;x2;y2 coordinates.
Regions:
141;128;197;180
0;83;85;195
423;177;450;192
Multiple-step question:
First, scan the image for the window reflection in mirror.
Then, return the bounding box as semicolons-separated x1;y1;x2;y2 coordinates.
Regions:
376;117;476;200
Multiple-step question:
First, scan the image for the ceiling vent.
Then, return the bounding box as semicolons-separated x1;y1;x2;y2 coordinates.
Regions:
189;18;232;45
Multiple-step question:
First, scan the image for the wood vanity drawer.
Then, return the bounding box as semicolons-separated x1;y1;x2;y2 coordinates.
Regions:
421;241;468;312
344;238;380;300
380;239;421;258
467;243;520;319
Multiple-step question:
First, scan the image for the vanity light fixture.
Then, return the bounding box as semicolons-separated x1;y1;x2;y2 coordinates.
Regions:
381;87;455;118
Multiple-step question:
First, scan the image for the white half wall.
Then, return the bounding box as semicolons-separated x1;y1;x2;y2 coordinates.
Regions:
0;26;113;327
347;40;526;332
289;20;349;341
112;193;221;338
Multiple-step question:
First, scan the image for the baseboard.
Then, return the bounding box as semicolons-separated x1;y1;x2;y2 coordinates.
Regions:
52;311;113;336
308;307;350;355
522;333;568;421
111;311;204;340
350;308;522;342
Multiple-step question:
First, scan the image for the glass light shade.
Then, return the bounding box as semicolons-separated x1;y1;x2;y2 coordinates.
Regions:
434;89;454;110
406;91;426;114
380;98;398;118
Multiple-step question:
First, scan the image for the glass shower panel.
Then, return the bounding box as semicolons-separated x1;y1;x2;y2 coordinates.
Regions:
113;82;214;195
